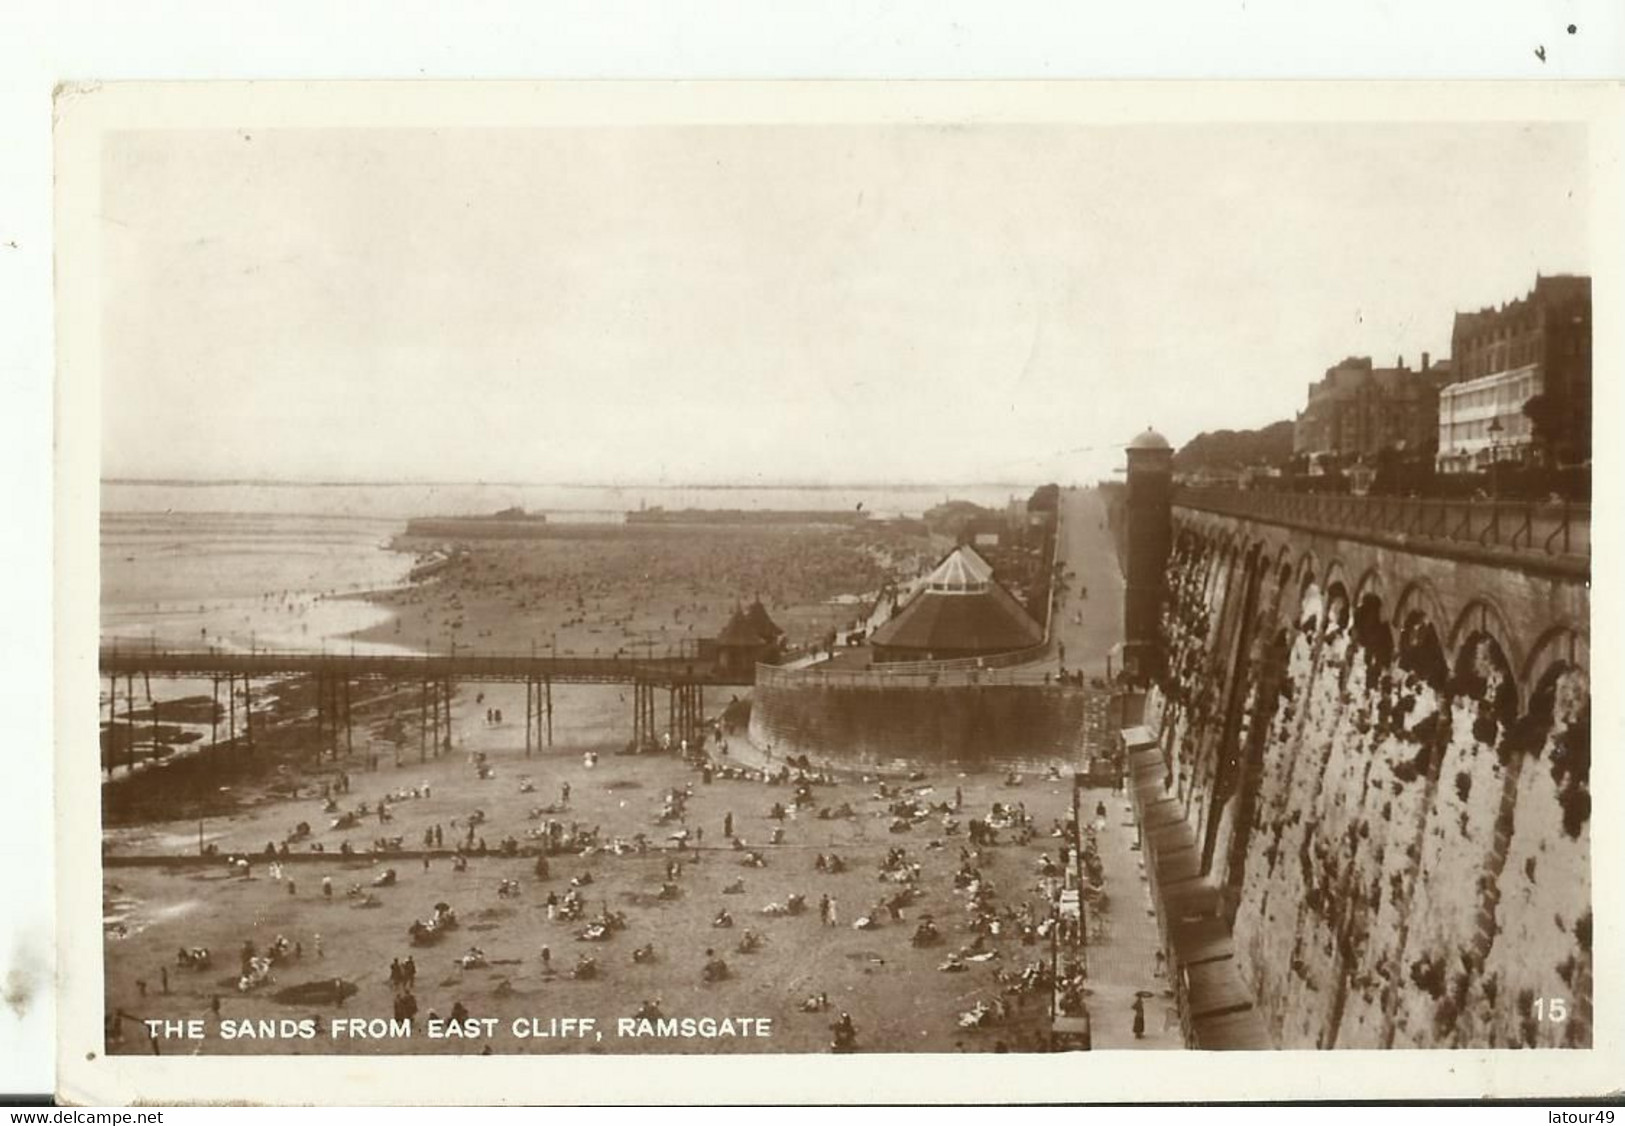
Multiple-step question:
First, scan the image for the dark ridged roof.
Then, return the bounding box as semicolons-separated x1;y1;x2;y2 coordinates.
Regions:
718;600;782;647
869;567;1043;655
742;599;782;641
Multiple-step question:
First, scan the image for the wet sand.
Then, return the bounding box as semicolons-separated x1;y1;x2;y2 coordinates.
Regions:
349;523;941;657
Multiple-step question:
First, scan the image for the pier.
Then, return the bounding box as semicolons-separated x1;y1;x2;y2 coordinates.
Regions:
98;647;751;774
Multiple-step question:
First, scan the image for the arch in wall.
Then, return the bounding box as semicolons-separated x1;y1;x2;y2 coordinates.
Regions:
1521;656;1591;840
1199;535;1233;606
1322;579;1353;634
1447;598;1523;686
1272;543;1295;591
1450;627;1521;728
1521;625;1590;701
1396;608;1450;691
1392;578;1448;641
1321;558;1353;601
1526;656;1589;726
1352;590;1395;671
1352;565;1387;610
1295;549;1321;596
1296;575;1326;635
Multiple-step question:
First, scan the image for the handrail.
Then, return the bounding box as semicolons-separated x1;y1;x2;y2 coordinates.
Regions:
1173;488;1589;569
753;657;1099;691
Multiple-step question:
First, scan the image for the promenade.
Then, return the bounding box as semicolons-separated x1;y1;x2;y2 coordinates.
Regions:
1080;792;1181;1049
1047;487;1126;681
1049;488;1179;1047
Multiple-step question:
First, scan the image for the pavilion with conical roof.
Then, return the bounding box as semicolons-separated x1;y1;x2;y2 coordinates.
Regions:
867;544;1044;662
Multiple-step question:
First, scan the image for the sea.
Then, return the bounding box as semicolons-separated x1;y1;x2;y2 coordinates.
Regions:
101;480;1027;655
97;479;1027;775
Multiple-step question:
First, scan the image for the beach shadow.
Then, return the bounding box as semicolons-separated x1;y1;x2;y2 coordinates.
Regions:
270;978;357;1006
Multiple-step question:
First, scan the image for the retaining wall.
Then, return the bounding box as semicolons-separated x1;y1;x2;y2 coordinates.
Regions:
1149;506;1591;1048
748;679;1106;773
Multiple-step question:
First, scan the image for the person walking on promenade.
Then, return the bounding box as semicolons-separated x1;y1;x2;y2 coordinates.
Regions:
1132;996;1146;1040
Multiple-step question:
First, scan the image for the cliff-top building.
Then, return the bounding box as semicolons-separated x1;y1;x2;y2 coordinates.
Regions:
1437;274;1592;473
1293;355;1445;468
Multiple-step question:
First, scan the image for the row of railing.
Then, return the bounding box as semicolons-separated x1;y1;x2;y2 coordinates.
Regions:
1174;487;1589;564
752;656;1063;690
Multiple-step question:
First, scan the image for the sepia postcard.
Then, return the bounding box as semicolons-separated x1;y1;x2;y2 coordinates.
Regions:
53;80;1622;1104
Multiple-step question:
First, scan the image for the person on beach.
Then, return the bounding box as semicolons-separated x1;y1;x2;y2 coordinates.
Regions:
1132;996;1146;1039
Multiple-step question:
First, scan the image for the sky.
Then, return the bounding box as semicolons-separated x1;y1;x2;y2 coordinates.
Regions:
99;122;1591;486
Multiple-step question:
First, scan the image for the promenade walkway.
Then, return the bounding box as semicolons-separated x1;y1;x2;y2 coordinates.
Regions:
1047;487;1126;683
1078;789;1181;1050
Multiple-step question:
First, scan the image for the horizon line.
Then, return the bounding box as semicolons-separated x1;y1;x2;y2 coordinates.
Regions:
100;476;1057;491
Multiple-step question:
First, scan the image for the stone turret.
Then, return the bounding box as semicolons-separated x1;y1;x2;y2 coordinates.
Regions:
1122;427;1173;681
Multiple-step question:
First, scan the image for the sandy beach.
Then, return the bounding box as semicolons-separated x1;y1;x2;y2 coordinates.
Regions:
100;506;1127;1056
350;520;943;657
103;738;1098;1056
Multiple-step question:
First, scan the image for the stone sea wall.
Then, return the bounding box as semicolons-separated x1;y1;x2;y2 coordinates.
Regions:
749;680;1101;773
1147;512;1591;1048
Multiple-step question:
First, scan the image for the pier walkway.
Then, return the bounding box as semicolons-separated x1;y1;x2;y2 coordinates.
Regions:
98;647;753;688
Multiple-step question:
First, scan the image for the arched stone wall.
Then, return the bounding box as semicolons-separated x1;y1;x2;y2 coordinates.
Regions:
1150;507;1591;1049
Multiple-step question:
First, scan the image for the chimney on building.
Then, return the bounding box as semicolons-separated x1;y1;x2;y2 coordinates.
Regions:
1422;351;1430;372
